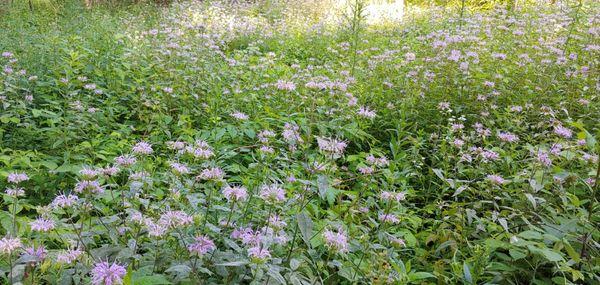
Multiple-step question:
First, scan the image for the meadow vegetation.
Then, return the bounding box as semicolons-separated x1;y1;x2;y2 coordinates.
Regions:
0;0;599;284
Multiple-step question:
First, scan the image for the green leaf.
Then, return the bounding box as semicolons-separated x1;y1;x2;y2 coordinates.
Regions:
408;272;436;281
133;274;171;285
463;262;473;284
296;211;313;247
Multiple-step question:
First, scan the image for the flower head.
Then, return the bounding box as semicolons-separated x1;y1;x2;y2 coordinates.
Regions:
323;229;349;253
0;236;21;254
91;261;127;285
188;235;216;255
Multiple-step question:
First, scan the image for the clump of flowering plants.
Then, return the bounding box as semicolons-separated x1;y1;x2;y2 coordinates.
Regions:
1;0;600;284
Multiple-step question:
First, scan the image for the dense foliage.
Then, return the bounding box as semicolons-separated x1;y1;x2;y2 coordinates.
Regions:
0;0;599;284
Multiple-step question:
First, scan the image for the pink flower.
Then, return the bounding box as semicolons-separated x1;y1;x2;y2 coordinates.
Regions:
378;213;400;224
537;151;552;167
486;174;506;185
380;191;406;202
5;187;25;197
74;180;104;194
114;155;136;166
357;106;376;119
7;172;29;184
259;184;286;203
316;137;347;156
57;248;83;264
188;235;216;255
91;261;127;285
231;111;249;120
222;185;248;202
323;229;349;253
275;80;296;91
30;217;55;232
132;141;153;155
554;126;572;138
197;167;224;181
23;245;47;261
170;162;190;175
248;246;271;262
0;236;21;254
497;132;519;142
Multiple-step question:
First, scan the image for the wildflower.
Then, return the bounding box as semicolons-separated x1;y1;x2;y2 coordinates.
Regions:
188;235;216;255
167;141;186;150
391;237;406;247
378;213;400;224
486;174;506;185
197;167;225;181
282;123;303;144
358;166;374;175
158;211;193;228
79;168;99;180
323;229;349;253
84;83;97;90
275;80;296;91
132;141;153;155
5;187;25;197
380;191;406;203
30;218;55;232
145;221;167;237
114;155;136;166
170;162;190;175
357;106;376;119
257;130;276;143
101;166;120;176
259;184;286;203
480;150;500;162
231;111;249;120
259;145;275;154
0;236;21;254
74;180;104;194
91;261;127;285
554;126;572;138
268;215;287;230
537;151;552;167
222;185;248;202
497;132;519;142
23;245;47;261
248;246;271;262
7;172;29;184
317;137;347;156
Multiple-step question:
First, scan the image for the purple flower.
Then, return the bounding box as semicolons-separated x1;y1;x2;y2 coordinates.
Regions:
259;184;286;203
231;111;249;120
30;217;55;232
357;106;376;119
188;235;216;255
57;248;83;264
7;172;29;184
554;126;572;138
197;167;224;181
23;245;47;261
486;174;506;185
222;185;248;202
0;236;21;254
132;141;153;155
317;137;347;156
497;132;519;143
114;155;136;166
378;213;400;224
91;261;127;285
74;180;104;194
5;187;25;197
170;162;190;175
323;229;349;253
248;246;271;262
537;151;552;167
